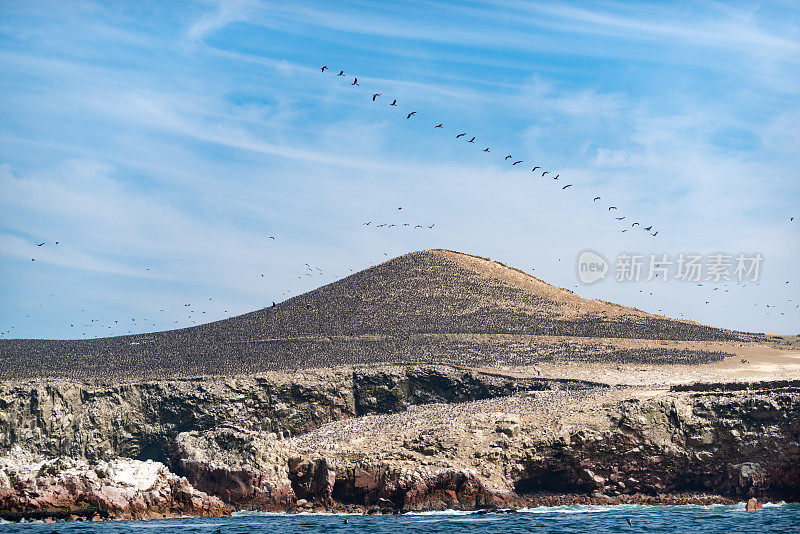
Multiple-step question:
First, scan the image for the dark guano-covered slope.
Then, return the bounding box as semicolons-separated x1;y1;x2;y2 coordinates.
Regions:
0;250;762;380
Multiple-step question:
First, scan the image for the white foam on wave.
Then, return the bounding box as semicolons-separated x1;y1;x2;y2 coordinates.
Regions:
230;502;790;518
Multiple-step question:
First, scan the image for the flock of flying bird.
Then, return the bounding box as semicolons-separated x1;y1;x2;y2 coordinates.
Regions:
1;66;798;339
321;65;661;236
362;206;436;231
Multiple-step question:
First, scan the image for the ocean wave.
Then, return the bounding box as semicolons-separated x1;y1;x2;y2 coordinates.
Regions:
229;502;792;518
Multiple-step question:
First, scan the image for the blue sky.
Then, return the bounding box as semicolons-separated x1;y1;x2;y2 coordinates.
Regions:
1;0;799;339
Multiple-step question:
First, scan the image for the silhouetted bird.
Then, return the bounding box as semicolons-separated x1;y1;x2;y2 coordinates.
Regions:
456;132;466;138
372;93;381;101
337;70;344;76
512;160;522;165
615;216;625;220
532;166;540;172
609;206;617;210
651;231;658;236
351;78;358;85
37;242;44;246
632;222;640;226
593;196;601;201
321;66;328;72
562;184;572;189
542;171;549;177
363;222;371;225
626;518;632;526
483;147;490;152
406;111;416;118
468;137;475;143
553;174;559;180
428;224;435;228
390;99;397;106
505;155;512;160
644;225;652;231
435;124;443;128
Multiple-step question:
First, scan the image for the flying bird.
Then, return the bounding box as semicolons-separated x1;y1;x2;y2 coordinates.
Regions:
632;222;640;227
456;132;466;138
363;222;371;225
390;99;397;106
615;216;625;220
434;124;443;128
652;231;659;236
372;93;381;101
321;66;328;72
468;137;475;143
406;111;416;118
505;155;512;160
351;78;358;85
542;171;549;177
552;174;559;180
428;224;435;228
483;148;490;152
609;206;617;210
397;206;403;210
593;197;601;201
337;70;344;76
644;225;652;231
562;184;572;189
532;166;540;172
512;160;522;165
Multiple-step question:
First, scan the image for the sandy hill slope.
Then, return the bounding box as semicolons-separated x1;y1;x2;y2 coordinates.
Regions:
0;249;764;380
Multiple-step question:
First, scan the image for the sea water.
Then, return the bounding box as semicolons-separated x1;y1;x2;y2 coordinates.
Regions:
1;503;798;533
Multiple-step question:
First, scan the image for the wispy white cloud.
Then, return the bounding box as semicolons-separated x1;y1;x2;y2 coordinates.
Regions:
0;0;798;338
185;0;257;43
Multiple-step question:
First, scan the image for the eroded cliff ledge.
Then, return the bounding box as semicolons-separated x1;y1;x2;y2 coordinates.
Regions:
1;367;798;518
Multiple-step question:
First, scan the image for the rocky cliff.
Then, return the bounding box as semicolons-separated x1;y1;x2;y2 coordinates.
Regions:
173;381;800;512
0;366;596;463
0;448;227;521
2;369;798;518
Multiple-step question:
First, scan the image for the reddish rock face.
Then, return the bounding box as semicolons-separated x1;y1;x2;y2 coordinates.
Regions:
746;498;763;511
175;456;296;510
0;458;228;522
399;469;514;511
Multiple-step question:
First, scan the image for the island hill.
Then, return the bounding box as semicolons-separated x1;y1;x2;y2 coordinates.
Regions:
1;249;799;521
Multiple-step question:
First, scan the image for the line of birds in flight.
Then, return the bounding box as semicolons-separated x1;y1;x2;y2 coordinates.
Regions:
361;206;436;230
5;67;798;338
322;65;662;236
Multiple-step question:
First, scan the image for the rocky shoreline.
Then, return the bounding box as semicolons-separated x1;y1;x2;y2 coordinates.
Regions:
2;368;798;522
0;449;226;521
